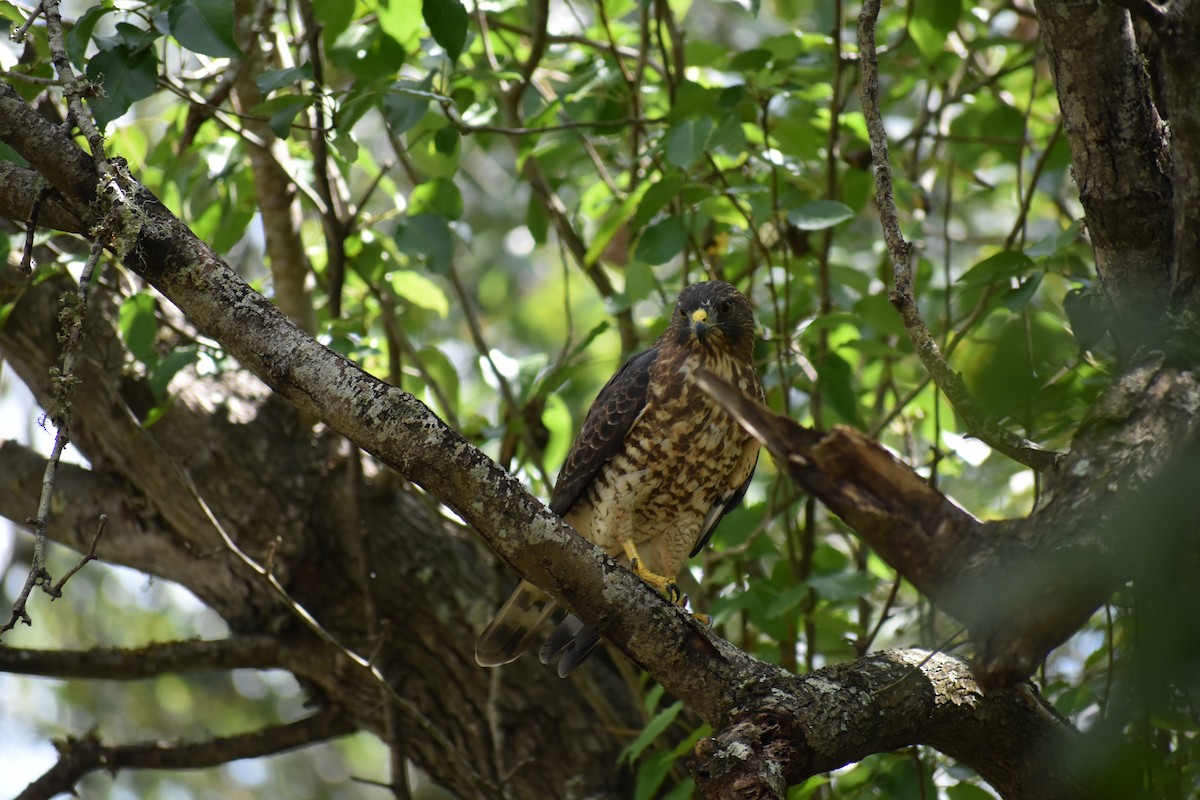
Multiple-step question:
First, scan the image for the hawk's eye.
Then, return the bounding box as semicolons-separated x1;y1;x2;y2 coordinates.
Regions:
677;306;687;318
717;300;733;315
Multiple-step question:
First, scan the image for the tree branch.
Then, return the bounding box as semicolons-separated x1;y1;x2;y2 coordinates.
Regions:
691;649;1089;800
857;0;1061;472
0;160;89;235
1032;0;1173;332
0;636;285;680
695;365;1200;689
1158;0;1200;307
16;710;355;800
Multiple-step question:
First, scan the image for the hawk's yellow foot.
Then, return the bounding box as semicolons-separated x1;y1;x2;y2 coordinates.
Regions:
622;540;687;605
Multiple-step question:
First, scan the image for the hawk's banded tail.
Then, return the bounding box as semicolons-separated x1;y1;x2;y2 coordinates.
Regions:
475;579;557;667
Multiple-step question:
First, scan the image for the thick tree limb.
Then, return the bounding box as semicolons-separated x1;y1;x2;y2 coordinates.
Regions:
0;161;88;235
696;366;1200;689
1033;0;1173;330
0;636;285;680
691;649;1088;800
0;283;630;800
1158;0;1200;306
15;710;355;800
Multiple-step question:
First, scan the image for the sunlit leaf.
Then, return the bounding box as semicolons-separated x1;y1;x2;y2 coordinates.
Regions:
620;701;683;764
388;270;449;317
787;200;855;231
118;292;158;362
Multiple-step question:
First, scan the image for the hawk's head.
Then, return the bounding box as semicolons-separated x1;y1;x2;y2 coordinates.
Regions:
666;281;756;359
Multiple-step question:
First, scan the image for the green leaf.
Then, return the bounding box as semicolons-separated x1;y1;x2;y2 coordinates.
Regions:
85;45;159;128
787;200;855;231
389;270;449;317
914;0;961;32
632;175;685;229
395;214;453;272
957;250;1036;288
408;177;463;220
816;351;862;428
1026;221;1081;259
1000;273;1043;312
541;393;572;470
67;3;115;67
422;0;468;61
620;701;683;764
583;182;652;265
625;262;657;304
808;571;872;602
376;0;422;48
119;292;158;362
382;77;435;134
729;48;772;71
665;117;713;170
417;344;460;414
167;0;242;58
255;64;313;94
634;217;687;265
312;0;355;45
250;96;314;139
947;784;995;800
148;345;199;401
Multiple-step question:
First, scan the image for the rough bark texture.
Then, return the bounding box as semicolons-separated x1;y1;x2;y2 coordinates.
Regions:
1033;0;1174;332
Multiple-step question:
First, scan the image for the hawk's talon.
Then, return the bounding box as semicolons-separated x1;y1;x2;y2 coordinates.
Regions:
693;612;713;627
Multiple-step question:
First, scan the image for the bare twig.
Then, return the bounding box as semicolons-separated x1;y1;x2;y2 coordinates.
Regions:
44;513;104;598
42;0;108;171
9;1;43;44
15;710;355;800
19;183;53;273
2;242;105;637
857;0;1061;473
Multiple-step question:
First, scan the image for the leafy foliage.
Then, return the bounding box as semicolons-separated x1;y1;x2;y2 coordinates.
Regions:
0;0;1182;795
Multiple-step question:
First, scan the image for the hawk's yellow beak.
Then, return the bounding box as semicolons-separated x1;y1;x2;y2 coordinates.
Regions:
691;307;710;339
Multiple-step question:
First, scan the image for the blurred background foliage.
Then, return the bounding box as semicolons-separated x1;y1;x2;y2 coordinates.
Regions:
2;0;1186;796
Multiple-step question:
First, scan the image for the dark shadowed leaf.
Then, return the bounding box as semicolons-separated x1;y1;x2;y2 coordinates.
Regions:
167;0;242;58
422;0;468;61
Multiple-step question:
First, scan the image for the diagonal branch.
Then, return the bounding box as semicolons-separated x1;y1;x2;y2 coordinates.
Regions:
15;710;355;800
695;365;1200;689
857;0;1061;473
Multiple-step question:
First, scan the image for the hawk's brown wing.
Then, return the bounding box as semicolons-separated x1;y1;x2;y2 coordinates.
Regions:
549;346;657;516
689;455;758;558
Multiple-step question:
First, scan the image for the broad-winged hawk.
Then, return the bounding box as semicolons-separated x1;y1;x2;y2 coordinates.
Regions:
475;280;764;675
